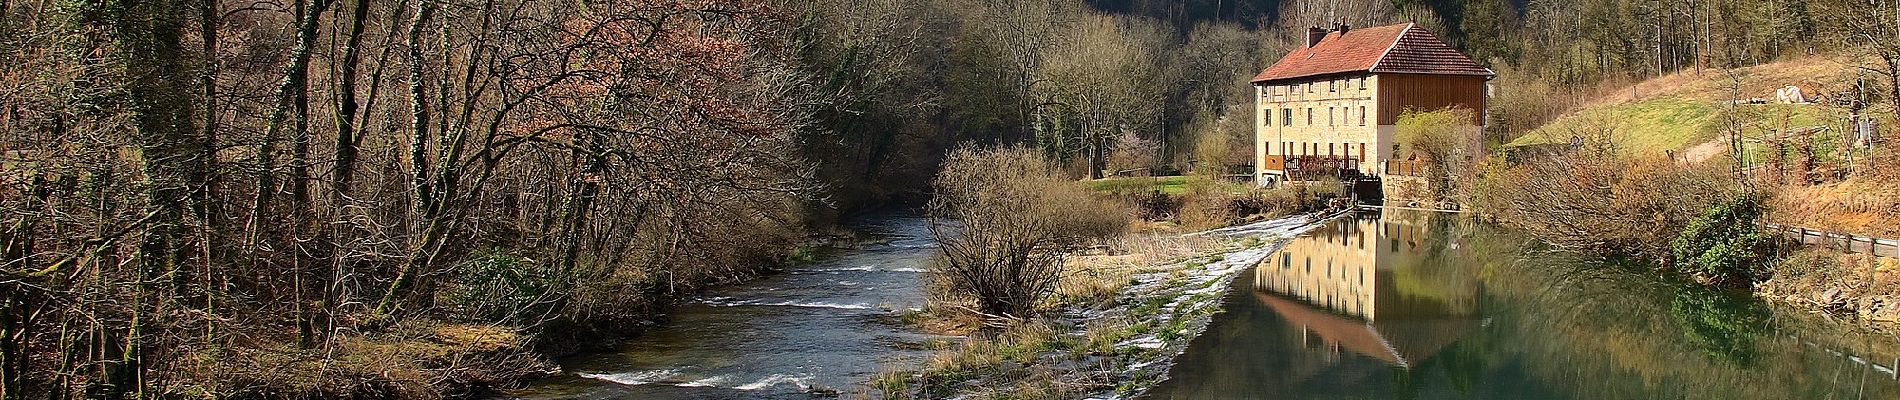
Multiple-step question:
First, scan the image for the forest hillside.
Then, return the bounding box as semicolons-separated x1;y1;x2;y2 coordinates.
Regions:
2;0;1896;398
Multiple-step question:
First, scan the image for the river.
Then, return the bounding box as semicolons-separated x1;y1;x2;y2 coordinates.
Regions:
1148;209;1900;399
508;215;941;399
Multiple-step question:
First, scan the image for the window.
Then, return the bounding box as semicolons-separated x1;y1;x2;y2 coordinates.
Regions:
1359;77;1367;90
1284;141;1291;155
1328;143;1336;156
1359;106;1367;126
1329;80;1336;92
1306;108;1313;125
1329;107;1336;126
1359;143;1367;159
1305;83;1313;93
1282;108;1293;126
1263;109;1271;127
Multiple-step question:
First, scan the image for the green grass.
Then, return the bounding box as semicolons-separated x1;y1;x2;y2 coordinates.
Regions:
1508;97;1718;154
1507;98;1837;157
1084;175;1194;195
1085;175;1252;196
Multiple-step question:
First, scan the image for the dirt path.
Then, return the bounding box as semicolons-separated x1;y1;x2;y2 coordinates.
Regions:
1680;136;1728;164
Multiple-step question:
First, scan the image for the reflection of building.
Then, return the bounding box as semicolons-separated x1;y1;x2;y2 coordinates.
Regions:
1254;211;1478;368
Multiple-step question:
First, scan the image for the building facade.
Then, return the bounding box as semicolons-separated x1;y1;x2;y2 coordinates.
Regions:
1253;23;1493;185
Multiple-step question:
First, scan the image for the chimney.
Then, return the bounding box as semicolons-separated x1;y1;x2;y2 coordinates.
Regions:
1336;23;1351;35
1306;26;1327;48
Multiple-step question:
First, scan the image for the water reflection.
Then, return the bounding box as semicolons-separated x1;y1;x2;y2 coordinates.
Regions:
1148;209;1900;400
1254;211;1479;369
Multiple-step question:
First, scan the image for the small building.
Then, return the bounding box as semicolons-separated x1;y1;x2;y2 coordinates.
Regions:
1251;23;1493;186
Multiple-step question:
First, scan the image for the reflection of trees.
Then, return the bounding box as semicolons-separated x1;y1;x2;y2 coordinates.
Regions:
1161;213;1899;399
1671;287;1768;367
1384;211;1481;317
1465;224;1897;400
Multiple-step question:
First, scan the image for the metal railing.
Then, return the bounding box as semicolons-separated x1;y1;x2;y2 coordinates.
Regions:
1766;224;1899;258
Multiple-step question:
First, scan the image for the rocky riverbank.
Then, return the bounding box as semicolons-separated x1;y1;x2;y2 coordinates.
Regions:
1758;249;1900;330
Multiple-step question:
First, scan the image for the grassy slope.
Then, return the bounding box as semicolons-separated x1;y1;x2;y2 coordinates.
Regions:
1504;55;1900;238
1506;56;1854;156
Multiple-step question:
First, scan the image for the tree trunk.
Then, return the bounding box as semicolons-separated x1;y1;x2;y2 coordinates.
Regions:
192;0;219;314
1886;56;1900;129
108;0;204;395
327;0;372;335
286;0;331;349
376;0;436;319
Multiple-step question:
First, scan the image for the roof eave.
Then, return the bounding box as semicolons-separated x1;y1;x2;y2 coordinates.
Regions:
1250;70;1375;85
1258;69;1495;84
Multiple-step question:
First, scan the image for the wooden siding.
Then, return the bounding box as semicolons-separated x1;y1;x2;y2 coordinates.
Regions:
1375;73;1486;125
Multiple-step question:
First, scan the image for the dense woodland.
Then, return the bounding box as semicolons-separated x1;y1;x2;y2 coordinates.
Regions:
0;0;1895;398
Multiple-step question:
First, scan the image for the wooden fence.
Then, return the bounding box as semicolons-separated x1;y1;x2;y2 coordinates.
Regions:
1766;224;1899;258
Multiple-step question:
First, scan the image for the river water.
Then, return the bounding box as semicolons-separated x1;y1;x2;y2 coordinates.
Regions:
508;215;940;399
1149;209;1900;399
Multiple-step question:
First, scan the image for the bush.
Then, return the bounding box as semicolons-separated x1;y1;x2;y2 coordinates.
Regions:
928;145;1132;319
1470;126;1741;261
442;250;564;325
1671;196;1776;286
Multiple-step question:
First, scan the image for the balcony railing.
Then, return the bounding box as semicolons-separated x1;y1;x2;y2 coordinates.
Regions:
1262;155;1364;181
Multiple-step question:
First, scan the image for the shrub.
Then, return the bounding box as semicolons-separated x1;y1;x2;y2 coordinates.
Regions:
1670;195;1776;286
442;250;563;325
1470;125;1741;262
929;145;1132;319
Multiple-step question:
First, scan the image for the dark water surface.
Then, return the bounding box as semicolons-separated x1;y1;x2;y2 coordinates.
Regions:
1149;209;1900;400
508;215;939;399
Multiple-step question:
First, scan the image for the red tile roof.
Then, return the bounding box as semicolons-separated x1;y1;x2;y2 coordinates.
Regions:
1250;23;1493;84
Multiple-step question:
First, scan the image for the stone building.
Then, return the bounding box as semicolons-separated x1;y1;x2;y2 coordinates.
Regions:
1252;23;1492;186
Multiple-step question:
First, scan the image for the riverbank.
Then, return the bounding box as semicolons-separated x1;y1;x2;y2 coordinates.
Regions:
1758;249;1900;330
874;214;1331;399
214;222;881;399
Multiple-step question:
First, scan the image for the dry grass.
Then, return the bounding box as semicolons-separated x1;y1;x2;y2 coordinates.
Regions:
1586;55;1854;108
1769;177;1900;238
175;321;554;399
873;321;1085;399
1058;234;1222;308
